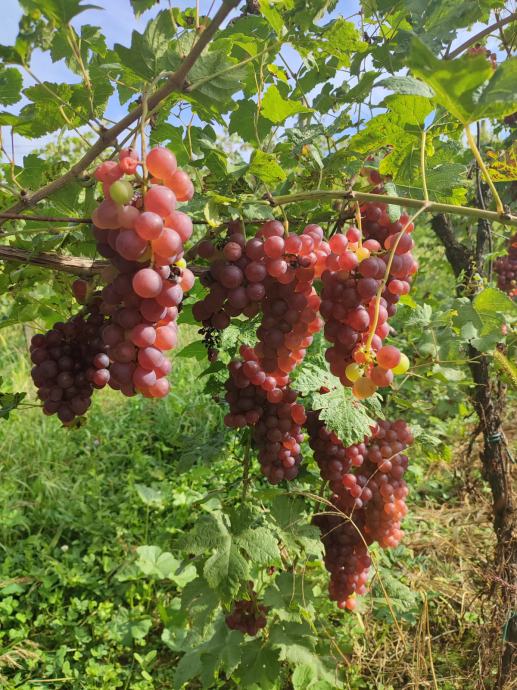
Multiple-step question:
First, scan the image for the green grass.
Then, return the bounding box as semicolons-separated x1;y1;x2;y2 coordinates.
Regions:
0;325;508;690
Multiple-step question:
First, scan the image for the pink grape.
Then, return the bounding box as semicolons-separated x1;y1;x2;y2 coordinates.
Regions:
130;323;156;347
377;345;401;370
134;211;164;240
166;170;194;201
152;227;182;256
92;199;120;230
165;210;193;242
149;377;170;398
146;147;177;179
155;325;177;349
133;366;157;389
138;346;165;370
144;185;176;217
132;268;163;298
118;205;140;229
115;230;149;260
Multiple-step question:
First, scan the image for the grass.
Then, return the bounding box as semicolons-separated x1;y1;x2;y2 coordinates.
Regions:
0;324;514;689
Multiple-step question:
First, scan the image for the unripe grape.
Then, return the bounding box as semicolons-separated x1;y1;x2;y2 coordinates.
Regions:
356;246;370;262
109;179;133;205
345;363;362;382
392;352;409;375
352;376;377;399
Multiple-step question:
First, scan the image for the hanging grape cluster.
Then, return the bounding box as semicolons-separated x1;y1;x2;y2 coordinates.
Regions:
30;298;109;424
225;586;269;635
307;411;414;610
30;146;195;420
494;232;517;298
191;167;416;484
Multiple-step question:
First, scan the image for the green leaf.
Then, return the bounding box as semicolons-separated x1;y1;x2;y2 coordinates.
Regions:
135;483;164;507
0;391;25;420
204;540;249;594
320;17;366;67
130;0;159;16
474;58;517;120
261;84;313;124
248;150;287;185
0;67;23;105
176;341;206;361
259;0;286;36
229;99;273;144
473;287;517;321
238;640;281;688
136;545;178;578
114;11;175;81
407;35;494;124
188;50;249;112
292;664;317;690
379;75;435;98
235;527;281;566
173;651;202;688
29;0;102;24
293;356;380;445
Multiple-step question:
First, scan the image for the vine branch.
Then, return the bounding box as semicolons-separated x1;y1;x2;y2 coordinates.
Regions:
0;0;240;219
446;11;517;59
0;246;206;277
265;190;517;228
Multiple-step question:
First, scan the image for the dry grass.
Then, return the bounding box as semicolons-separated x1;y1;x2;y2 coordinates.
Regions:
351;418;517;690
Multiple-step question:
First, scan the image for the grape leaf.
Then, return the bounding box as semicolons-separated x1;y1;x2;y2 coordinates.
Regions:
0;67;23;106
259;0;286;36
248;150;287;185
319;17;367;67
261;84;313;124
407;36;517;124
25;0;102;24
294;356;381;445
237;640;281;688
130;0;159;16
188;51;249;112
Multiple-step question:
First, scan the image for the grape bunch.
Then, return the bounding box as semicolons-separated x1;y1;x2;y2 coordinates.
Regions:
320;198;416;399
494;232;517;298
90;146;195;398
193;221;326;337
30;298;109;424
224;348;306;483
225;590;268;635
306;411;413;610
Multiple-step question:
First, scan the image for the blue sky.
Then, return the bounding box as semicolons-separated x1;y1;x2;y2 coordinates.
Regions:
0;0;492;159
0;1;352;156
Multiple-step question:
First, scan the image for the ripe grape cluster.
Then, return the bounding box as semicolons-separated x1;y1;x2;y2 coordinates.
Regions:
225;587;268;635
307;412;413;610
30;298;109;424
321;200;416;399
224;346;306;483
31;146;196;420
87;146;194;399
494;232;517;298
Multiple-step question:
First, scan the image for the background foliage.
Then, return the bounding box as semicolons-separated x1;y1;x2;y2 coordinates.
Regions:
0;0;516;688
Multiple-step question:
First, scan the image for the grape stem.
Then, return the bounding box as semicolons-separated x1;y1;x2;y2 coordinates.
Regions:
264;190;517;227
364;205;428;357
420;130;429;203
464;123;504;215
